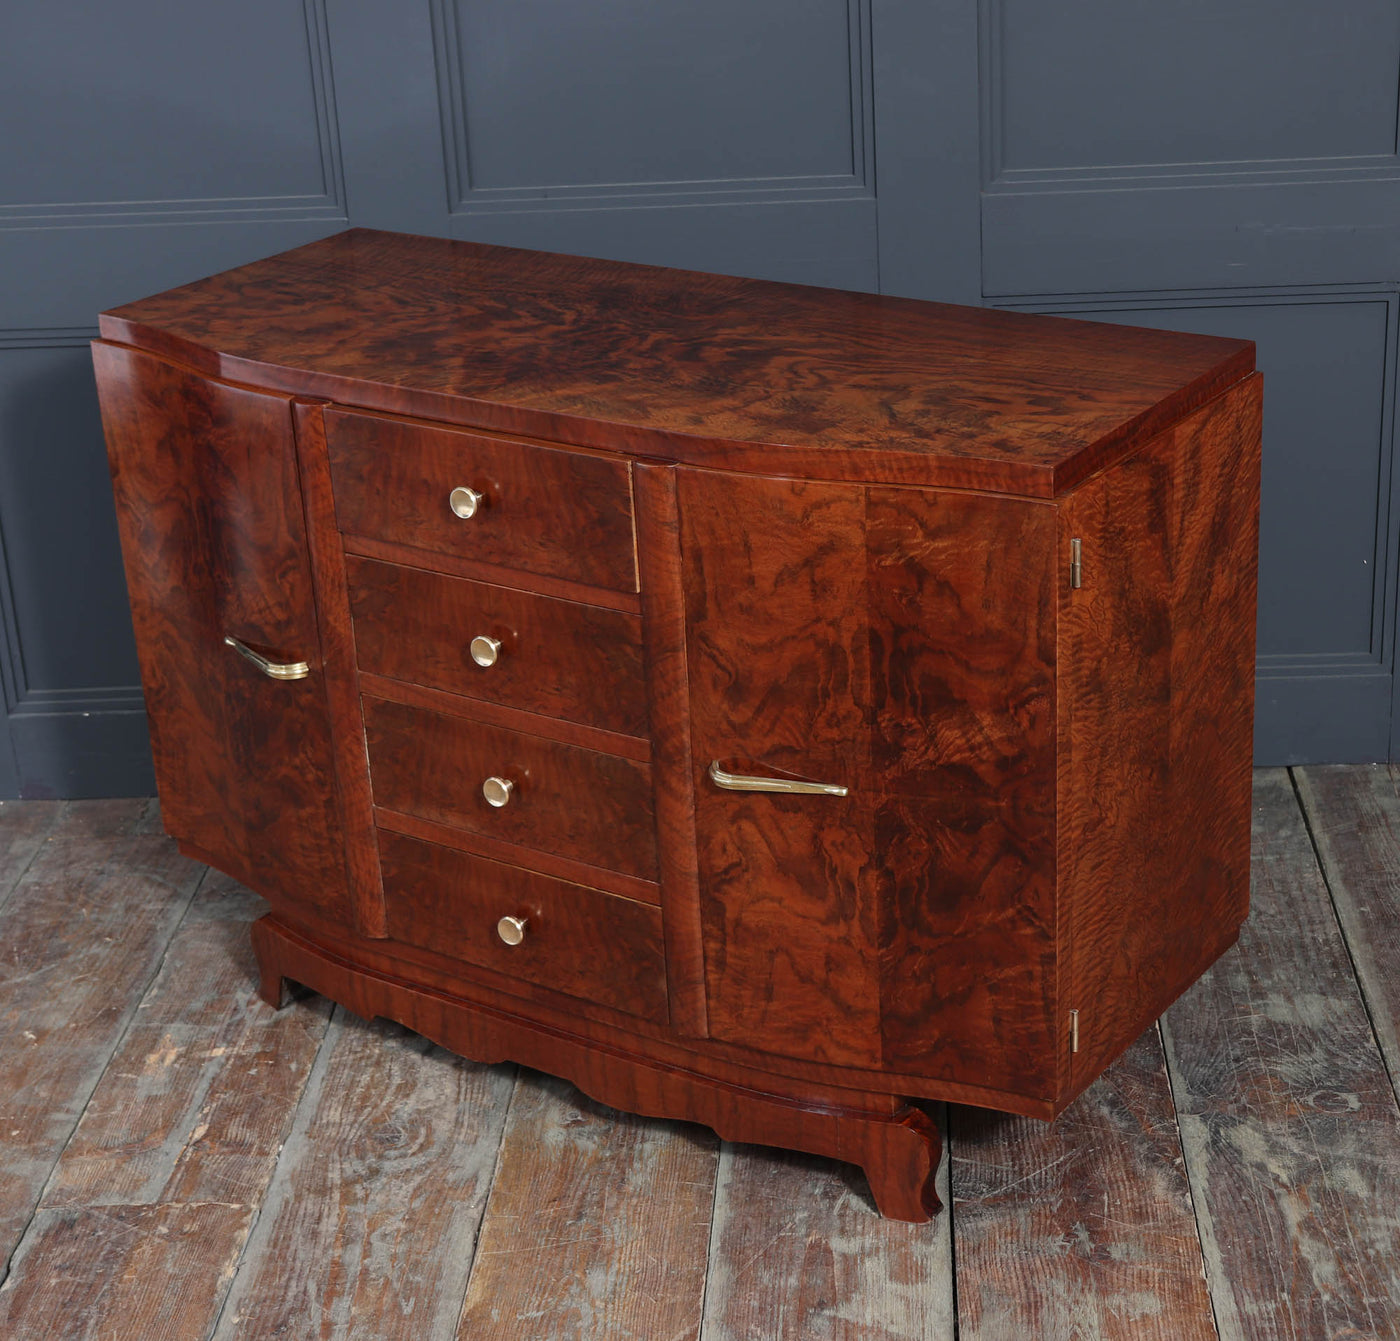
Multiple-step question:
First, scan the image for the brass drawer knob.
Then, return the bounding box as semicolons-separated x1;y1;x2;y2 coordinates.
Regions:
482;775;515;807
449;485;485;519
470;634;502;668
497;914;528;946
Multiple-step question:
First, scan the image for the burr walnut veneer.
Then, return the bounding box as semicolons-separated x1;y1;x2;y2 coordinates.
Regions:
93;229;1261;1221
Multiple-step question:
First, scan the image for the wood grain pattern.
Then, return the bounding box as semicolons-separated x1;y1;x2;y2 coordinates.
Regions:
359;671;651;762
92;341;349;921
378;830;669;1022
867;488;1058;1096
43;868;331;1209
1162;769;1400;1341
0;1203;255;1340
292;401;387;939
253;915;943;1222
457;1072;717;1340
1058;377;1261;1099
952;1026;1215;1341
1294;764;1400;1093
681;471;1060;1093
347;555;648;737
701;1126;953;1341
363;696;659;882
374;803;661;907
634;463;709;1037
94;234;1266;1225
681;470;878;1069
209;1010;515;1340
101;228;1254;498
0;800;59;911
342;532;642;613
0;831;203;1266
325;406;638;590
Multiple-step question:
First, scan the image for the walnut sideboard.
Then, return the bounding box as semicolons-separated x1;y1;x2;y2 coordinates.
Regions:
92;229;1261;1221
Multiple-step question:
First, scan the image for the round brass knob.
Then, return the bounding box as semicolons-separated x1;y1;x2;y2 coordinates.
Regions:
449;485;484;519
482;775;515;808
497;914;528;946
470;634;502;668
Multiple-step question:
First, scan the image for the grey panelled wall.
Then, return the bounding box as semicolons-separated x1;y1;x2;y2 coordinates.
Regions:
0;0;1393;795
982;0;1400;763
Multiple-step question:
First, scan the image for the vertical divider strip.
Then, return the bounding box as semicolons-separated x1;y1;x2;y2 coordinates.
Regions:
633;462;709;1037
291;400;387;939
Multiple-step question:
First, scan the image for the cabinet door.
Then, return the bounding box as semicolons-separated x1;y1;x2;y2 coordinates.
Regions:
678;469;1059;1096
93;343;348;921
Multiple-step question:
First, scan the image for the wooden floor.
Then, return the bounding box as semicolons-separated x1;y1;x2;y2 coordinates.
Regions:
1;767;1398;1339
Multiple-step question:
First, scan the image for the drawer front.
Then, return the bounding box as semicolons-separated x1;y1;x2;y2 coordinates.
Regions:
324;408;637;591
347;557;648;737
364;697;659;882
379;831;668;1021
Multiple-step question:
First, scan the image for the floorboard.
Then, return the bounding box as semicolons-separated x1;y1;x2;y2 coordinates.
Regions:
43;869;330;1210
2;775;1399;1337
951;1027;1215;1341
458;1071;717;1341
0;816;204;1282
1161;768;1400;1341
1294;764;1400;1106
209;1011;515;1340
700;1113;953;1341
0;801;59;913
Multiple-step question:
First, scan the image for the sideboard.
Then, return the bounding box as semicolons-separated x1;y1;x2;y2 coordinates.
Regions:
93;229;1261;1221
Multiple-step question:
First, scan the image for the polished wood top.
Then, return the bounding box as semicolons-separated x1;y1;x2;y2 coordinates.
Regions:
100;228;1253;497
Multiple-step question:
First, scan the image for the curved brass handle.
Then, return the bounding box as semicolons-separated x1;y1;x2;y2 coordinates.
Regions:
223;636;310;681
707;760;847;797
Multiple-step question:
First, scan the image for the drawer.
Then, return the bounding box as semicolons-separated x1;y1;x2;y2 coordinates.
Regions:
364;697;660;882
378;831;668;1021
346;556;648;737
324;408;637;592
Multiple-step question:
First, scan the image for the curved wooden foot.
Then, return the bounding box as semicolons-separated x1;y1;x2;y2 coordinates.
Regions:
249;915;947;1221
250;916;290;1009
858;1106;943;1222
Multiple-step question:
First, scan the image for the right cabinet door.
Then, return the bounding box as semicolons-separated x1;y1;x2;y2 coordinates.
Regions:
678;469;1061;1098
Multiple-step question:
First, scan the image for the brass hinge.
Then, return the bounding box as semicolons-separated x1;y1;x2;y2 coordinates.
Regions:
1069;538;1082;589
1069;1008;1080;1053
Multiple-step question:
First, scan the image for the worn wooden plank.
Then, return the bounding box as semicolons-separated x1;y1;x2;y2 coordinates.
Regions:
458;1069;716;1341
44;868;331;1208
0;832;204;1272
700;1111;951;1341
1161;768;1400;1341
131;797;165;836
0;799;160;916
0;1203;254;1339
0;801;59;910
952;1028;1215;1340
211;1011;514;1340
52;797;157;840
1295;763;1400;1098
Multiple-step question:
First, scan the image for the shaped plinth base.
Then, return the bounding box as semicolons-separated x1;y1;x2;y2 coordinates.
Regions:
252;915;943;1222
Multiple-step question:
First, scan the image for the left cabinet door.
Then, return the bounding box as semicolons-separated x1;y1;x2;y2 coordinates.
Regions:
93;343;349;922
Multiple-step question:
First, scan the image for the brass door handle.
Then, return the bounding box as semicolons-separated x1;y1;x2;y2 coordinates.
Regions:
223;636;310;681
707;760;848;797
